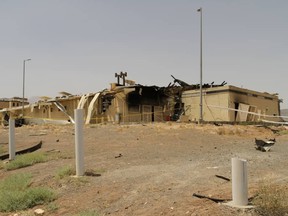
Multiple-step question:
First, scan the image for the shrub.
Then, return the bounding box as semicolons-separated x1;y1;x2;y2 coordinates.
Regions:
253;182;288;216
0;173;56;212
0;145;5;155
217;127;233;135
4;152;47;170
278;129;288;135
46;202;59;213
56;166;75;179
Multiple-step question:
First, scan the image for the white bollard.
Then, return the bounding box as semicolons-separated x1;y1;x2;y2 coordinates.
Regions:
9;118;15;160
75;109;85;176
232;158;248;206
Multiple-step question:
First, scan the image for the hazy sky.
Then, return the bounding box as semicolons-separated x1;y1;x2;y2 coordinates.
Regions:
1;1;287;108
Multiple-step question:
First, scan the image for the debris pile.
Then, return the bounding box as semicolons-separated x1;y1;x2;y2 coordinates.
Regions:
255;138;276;152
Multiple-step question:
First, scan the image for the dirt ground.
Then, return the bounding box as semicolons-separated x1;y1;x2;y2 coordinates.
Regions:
0;122;288;216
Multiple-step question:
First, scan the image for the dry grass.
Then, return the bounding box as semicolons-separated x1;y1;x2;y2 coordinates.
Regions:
216;127;243;136
4;152;47;171
0;145;5;155
253;182;288;216
56;166;75;179
0;173;56;212
278;129;288;135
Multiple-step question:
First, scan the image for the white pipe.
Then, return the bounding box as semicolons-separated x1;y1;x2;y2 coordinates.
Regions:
232;158;248;206
75;109;85;176
9;118;15;160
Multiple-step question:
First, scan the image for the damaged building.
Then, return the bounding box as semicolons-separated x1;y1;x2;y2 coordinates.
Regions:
0;73;178;125
182;85;281;122
0;73;282;125
0;97;28;110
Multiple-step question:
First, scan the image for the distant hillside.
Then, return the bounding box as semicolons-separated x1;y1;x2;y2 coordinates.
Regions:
281;109;288;117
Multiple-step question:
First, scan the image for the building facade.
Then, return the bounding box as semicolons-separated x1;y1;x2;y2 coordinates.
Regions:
0;97;28;110
182;85;280;122
0;77;282;125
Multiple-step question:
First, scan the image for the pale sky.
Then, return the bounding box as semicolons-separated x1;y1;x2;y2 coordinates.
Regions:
0;1;287;108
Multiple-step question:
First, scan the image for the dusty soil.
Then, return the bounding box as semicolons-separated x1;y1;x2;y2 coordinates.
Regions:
0;122;288;216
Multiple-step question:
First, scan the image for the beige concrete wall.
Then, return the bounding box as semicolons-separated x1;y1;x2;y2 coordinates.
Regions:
142;105;152;122
104;91;165;123
127;105;142;123
154;106;164;122
182;85;280;122
28;105;50;120
182;90;230;121
100;92;128;123
21;97;80;123
0;100;28;110
0;101;10;109
228;91;279;122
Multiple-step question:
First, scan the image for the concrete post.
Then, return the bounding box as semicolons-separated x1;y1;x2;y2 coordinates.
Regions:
75;109;85;176
232;158;248;206
9;118;15;160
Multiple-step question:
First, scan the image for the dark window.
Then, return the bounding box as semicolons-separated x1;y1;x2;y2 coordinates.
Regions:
234;102;239;120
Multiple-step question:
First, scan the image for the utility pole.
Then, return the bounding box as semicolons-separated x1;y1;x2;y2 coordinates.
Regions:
22;58;31;118
197;8;203;123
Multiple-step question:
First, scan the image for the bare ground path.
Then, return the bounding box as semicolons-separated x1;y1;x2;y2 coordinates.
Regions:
0;123;287;215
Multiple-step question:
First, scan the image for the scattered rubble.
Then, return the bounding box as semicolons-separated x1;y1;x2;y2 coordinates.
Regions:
255;138;276;152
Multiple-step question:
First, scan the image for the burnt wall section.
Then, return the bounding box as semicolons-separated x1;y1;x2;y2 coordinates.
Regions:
127;86;167;107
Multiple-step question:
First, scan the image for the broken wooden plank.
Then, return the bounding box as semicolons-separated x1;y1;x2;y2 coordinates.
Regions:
192;193;228;203
215;175;231;182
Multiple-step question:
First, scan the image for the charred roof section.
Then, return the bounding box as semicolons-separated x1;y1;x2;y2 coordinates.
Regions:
169;75;227;90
